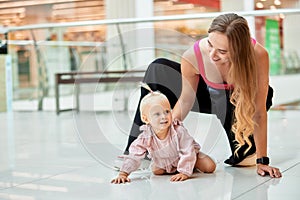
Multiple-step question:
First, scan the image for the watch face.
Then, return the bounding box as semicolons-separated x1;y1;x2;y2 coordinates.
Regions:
256;157;269;165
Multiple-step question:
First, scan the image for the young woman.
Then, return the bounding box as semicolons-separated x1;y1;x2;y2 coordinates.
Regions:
125;13;281;178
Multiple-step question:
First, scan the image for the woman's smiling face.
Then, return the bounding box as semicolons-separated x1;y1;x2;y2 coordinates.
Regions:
207;31;231;65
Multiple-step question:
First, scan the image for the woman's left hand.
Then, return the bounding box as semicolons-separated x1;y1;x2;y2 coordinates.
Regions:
257;164;282;178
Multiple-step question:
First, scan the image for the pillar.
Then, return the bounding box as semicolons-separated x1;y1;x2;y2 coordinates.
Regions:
105;0;155;71
0;55;12;112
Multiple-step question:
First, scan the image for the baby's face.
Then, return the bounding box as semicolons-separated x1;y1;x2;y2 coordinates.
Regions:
146;98;172;133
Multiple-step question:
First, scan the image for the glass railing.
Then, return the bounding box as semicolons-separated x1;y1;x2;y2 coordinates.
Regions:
3;9;300;111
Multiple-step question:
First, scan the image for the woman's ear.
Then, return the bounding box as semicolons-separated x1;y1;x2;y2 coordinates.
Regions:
141;114;149;124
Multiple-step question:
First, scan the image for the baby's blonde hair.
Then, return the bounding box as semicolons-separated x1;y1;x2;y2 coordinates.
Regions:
139;82;169;123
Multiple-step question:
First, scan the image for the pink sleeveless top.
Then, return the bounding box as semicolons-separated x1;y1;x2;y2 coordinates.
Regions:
193;38;256;90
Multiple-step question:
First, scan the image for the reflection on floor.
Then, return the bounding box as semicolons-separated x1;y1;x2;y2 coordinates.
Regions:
0;110;299;200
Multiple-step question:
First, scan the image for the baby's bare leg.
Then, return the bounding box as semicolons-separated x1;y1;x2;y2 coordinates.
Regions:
195;152;216;173
152;164;166;175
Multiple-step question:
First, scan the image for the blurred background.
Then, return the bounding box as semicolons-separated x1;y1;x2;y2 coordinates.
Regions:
0;0;299;113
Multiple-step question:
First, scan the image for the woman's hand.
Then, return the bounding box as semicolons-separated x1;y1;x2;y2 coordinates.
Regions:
172;119;181;126
257;164;282;178
170;173;189;182
111;172;130;184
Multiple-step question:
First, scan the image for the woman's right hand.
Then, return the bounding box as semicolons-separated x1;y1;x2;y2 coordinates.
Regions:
172;118;181;126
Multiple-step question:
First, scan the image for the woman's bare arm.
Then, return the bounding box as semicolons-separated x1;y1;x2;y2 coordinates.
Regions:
253;43;281;178
172;48;199;121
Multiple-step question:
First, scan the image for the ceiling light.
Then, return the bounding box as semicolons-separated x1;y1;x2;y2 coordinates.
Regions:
274;0;281;6
256;2;264;9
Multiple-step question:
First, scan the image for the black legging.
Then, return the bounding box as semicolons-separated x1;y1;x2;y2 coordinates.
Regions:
125;58;273;166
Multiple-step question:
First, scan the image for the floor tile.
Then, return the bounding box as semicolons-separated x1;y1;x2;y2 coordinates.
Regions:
0;109;299;199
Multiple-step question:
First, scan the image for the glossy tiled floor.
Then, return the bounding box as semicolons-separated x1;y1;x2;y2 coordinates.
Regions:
0;109;299;200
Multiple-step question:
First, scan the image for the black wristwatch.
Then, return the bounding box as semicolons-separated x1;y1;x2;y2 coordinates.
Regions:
256;157;269;165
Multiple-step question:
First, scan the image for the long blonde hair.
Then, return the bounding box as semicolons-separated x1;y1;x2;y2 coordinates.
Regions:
208;13;258;155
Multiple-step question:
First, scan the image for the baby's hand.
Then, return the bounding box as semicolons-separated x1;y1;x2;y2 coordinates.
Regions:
111;172;130;184
170;173;188;182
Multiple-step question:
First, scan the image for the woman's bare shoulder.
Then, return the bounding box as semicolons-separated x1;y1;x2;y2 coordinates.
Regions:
181;43;200;73
182;44;195;60
254;41;269;58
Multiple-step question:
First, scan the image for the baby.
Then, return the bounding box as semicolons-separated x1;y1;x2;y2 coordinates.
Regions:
111;83;216;183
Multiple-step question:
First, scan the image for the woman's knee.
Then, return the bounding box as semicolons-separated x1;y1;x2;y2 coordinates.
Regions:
147;58;180;73
147;58;169;73
151;58;174;65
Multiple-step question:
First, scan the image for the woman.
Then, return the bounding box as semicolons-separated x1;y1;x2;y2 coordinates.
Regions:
125;13;281;178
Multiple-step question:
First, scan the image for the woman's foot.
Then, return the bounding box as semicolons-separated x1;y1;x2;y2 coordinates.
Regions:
225;153;256;167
